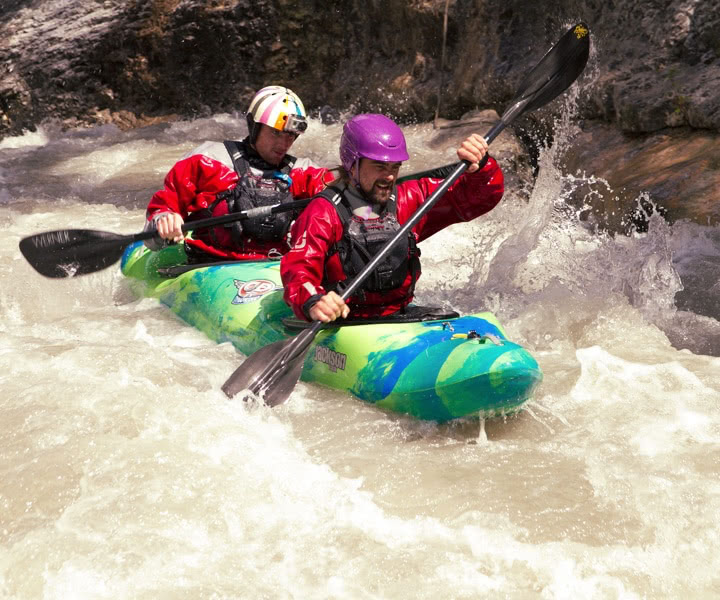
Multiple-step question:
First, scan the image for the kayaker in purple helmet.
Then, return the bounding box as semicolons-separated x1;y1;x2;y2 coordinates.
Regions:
281;113;504;322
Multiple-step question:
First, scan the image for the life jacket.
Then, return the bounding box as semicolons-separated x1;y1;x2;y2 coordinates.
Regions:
318;185;421;297
204;141;297;246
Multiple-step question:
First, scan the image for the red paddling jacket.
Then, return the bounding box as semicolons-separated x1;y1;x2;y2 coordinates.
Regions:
145;139;333;261
281;156;504;320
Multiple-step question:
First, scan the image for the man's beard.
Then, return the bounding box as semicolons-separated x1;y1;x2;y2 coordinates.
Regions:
366;181;392;204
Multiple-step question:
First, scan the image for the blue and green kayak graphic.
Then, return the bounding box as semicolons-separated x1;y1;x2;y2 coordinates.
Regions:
121;242;542;421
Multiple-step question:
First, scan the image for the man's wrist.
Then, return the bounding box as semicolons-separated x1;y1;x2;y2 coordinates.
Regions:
302;294;324;320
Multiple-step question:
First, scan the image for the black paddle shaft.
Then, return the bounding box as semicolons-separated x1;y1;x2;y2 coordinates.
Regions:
222;23;591;404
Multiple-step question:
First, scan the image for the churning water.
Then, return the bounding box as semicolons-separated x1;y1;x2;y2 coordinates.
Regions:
1;106;719;599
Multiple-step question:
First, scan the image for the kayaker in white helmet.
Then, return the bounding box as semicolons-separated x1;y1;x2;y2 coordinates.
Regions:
281;113;503;323
144;86;333;262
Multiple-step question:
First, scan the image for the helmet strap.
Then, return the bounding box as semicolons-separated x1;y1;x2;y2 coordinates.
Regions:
350;158;362;191
246;114;259;145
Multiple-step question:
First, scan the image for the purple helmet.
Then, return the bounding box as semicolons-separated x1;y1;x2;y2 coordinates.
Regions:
340;114;409;173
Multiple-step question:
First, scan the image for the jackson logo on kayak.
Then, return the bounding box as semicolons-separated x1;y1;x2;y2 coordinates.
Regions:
231;279;282;304
574;24;588;38
314;346;347;372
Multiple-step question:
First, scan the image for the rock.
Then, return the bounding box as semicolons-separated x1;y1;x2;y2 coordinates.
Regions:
317;105;340;125
563;122;720;230
3;0;716;138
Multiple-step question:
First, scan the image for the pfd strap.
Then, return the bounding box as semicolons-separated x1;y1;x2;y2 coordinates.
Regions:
223;140;250;177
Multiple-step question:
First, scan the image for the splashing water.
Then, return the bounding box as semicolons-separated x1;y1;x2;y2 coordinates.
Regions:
1;103;719;599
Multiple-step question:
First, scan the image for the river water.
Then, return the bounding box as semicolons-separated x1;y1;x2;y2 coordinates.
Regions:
1;107;719;599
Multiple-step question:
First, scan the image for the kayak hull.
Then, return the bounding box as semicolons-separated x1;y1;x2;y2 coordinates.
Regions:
121;243;542;421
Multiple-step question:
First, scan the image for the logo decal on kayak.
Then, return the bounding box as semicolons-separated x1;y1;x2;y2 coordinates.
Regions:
314;346;347;372
574;24;588;39
231;279;281;304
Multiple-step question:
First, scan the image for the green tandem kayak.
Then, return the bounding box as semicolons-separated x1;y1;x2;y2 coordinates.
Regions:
120;242;542;421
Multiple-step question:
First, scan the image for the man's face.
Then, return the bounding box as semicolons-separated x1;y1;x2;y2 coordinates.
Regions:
253;123;297;165
355;159;402;205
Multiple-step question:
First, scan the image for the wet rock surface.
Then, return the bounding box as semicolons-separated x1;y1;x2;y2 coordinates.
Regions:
563;122;720;230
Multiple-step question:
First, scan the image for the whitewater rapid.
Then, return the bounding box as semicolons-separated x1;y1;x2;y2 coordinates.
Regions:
1;111;719;599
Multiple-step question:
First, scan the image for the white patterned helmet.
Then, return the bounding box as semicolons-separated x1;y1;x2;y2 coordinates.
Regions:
246;86;308;142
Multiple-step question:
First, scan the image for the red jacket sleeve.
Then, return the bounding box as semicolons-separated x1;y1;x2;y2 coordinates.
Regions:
289;165;336;198
146;154;238;220
281;198;344;319
402;156;504;241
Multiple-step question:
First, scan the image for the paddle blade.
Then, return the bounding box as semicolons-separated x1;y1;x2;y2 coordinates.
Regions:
19;229;132;278
222;327;318;407
522;23;590;111
499;23;590;127
518;23;590;106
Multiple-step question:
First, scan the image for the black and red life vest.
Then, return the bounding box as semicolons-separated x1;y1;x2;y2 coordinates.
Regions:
199;140;298;246
317;185;421;297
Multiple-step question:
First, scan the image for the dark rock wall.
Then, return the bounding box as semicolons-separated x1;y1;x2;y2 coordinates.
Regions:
4;0;717;135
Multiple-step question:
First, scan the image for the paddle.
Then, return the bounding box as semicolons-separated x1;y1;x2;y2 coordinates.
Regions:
18;198;314;278
221;22;591;406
